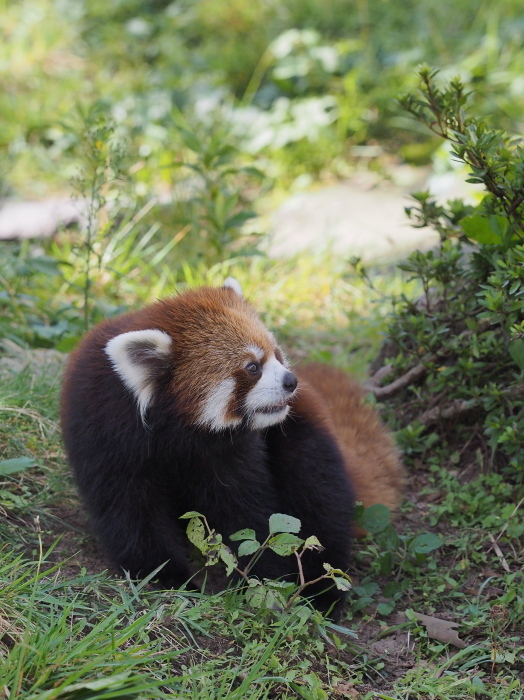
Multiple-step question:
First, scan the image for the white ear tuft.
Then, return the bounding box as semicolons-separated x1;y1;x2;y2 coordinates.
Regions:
105;329;172;421
223;277;243;297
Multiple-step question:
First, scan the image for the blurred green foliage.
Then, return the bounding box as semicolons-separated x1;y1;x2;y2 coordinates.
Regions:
2;0;524;196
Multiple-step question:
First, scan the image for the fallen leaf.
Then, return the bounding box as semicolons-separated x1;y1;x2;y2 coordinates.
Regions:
332;681;359;697
414;612;466;648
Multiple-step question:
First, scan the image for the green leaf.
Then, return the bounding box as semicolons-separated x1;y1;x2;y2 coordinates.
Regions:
379;551;394;576
24;255;63;277
237;539;260;557
186;517;206;549
332;576;352;592
357;504;391;534
488;215;509;239
230;528;257;542
180;511;204;519
376;524;400;551
178;127;202;153
459;213;507;244
268;532;304;556
408;533;443;554
0;490;26;507
55;335;81;352
509;339;524;371
303;535;323;551
383;581;400;597
377;601;396;615
268;513;302;534
245;580;266;608
0;458;37;476
224;211;257;230
219;546;237;576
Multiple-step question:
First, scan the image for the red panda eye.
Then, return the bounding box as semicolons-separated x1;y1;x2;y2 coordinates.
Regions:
246;362;260;375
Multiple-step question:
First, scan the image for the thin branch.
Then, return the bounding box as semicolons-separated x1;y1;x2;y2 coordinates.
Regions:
367;319;494;399
363;364;394;391
370;360;434;400
286;573;332;610
295;550;306;587
416;383;524;427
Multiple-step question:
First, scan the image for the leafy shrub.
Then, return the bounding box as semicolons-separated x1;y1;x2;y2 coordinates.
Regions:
182;511;351;615
369;69;524;474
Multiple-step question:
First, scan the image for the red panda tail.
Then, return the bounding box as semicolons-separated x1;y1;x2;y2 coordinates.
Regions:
296;363;405;534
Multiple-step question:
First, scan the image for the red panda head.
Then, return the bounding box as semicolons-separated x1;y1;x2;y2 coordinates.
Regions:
104;278;297;431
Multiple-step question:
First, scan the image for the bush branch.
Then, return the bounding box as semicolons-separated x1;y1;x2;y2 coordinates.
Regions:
369;360;435;399
416;383;524;427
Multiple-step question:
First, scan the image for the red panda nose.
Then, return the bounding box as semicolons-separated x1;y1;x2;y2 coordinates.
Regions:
283;371;298;393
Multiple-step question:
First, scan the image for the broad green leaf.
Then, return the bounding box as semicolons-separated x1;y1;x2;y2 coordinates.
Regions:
408;533;443;554
230;528;257;542
0;458;37;476
180;511;204;519
268;513;301;534
376;524;400;550
379;551;394;576
332;576;352;592
383;581;400;597
509;339;524;371
303;535;323;551
237;539;260;557
264;588;286;612
459;214;507;244
357;504;391;534
488;215;509;239
377;601;395;615
268;532;303;556
219;546;237;576
245;581;266;608
186;517;206;548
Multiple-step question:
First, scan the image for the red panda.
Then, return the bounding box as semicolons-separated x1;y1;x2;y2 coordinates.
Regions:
60;279;404;615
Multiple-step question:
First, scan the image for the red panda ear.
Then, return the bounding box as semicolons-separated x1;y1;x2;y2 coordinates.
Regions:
105;329;172;421
223;277;243;298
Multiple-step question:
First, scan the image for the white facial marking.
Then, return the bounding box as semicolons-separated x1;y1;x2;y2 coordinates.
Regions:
198;378;242;432
245;344;264;361
245;354;295;429
105;329;172;421
223;277;243;297
251;405;290;430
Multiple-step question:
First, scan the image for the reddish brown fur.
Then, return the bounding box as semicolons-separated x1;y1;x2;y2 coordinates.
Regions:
150;287;277;423
65;286;278;427
295;363;405;532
